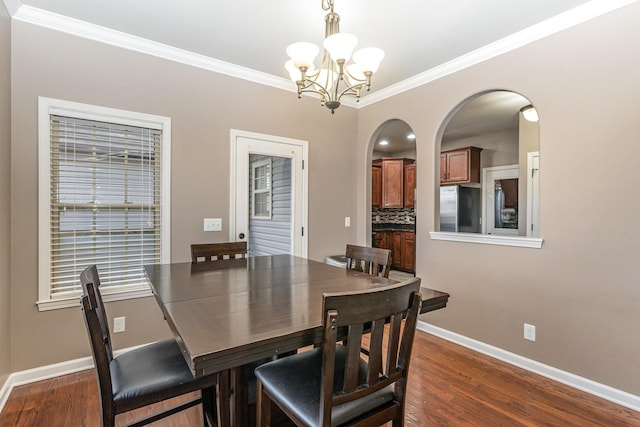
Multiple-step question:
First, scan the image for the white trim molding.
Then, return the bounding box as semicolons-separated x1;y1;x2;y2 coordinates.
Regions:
7;0;640;110
358;0;640;107
0;343;150;414
417;321;640;413
2;328;639;415
429;231;543;248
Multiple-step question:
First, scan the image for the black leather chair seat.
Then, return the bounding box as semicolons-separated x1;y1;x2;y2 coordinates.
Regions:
254;345;394;426
111;339;201;406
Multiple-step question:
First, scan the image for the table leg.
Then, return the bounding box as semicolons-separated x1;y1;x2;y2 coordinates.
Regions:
217;370;231;427
232;365;251;427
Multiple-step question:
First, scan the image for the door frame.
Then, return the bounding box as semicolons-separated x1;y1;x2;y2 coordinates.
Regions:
229;129;309;258
526;151;540;237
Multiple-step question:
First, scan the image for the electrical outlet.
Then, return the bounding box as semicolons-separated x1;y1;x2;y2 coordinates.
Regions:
113;316;126;333
524;323;536;341
345;216;351;227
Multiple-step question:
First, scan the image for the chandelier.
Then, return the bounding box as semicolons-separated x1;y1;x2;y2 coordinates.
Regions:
285;0;384;114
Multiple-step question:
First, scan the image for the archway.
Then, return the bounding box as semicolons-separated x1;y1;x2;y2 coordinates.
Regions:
369;119;418;275
438;90;539;237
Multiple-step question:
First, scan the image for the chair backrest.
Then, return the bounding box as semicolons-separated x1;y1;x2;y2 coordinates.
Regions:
345;244;392;278
80;265;113;361
319;278;422;424
191;241;248;263
79;266;115;419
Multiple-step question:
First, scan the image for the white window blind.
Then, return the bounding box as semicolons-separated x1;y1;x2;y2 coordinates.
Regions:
48;115;162;298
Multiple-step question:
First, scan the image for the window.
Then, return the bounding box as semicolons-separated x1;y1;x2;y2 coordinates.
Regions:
251;158;272;219
430;90;542;249
38;98;171;310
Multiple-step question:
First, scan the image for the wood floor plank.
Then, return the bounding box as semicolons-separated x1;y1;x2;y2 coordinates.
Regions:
1;331;638;426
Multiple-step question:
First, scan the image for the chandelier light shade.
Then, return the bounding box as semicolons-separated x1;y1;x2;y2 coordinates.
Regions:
285;0;384;113
521;105;539;122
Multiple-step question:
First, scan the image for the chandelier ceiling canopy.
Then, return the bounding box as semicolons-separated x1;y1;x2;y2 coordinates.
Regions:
285;0;385;114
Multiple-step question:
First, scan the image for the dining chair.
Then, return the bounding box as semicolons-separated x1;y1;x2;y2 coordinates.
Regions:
254;278;422;427
79;265;229;427
345;243;392;278
189;241;275;423
191;241;248;263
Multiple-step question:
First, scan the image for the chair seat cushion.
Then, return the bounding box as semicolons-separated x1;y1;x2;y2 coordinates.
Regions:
254;345;394;427
110;339;199;403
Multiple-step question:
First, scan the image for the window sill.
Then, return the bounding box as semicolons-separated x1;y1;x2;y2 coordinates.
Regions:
37;288;153;311
429;232;543;249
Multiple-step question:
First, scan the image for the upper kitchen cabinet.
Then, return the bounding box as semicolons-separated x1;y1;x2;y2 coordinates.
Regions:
379;158;415;208
403;163;416;208
372;163;382;208
440;146;482;185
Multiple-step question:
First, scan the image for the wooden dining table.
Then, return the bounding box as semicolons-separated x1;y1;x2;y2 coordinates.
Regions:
144;254;449;426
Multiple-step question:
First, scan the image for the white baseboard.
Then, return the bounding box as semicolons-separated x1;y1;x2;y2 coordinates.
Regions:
0;343;150;415
2;329;639;415
0;355;94;414
417;321;640;413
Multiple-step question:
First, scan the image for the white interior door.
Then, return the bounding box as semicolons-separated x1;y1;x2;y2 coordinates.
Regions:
230;130;308;258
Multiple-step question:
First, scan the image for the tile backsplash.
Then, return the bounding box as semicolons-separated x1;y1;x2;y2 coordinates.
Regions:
372;207;415;225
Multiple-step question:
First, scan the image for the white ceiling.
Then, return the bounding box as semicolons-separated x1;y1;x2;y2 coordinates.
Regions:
7;0;634;149
13;0;610;94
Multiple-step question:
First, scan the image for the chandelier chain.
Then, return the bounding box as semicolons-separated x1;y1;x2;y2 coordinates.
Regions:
321;0;334;12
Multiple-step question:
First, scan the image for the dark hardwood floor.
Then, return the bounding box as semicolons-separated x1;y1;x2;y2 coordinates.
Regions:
1;331;638;426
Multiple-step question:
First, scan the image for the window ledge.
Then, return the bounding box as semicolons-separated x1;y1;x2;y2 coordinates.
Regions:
429;232;543;249
37;288;153;311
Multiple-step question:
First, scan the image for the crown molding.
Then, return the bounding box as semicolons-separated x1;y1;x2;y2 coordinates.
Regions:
11;4;296;91
358;0;640;107
8;0;640;110
2;0;20;15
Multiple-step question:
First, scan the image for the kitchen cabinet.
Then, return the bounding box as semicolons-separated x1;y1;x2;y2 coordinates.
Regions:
372;164;382;208
401;232;415;272
391;232;403;269
373;229;387;249
373;158;415;208
373;230;415;273
440;146;482;185
403;163;416;208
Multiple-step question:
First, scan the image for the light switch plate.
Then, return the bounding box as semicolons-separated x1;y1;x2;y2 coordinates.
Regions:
345;217;351;227
204;218;222;232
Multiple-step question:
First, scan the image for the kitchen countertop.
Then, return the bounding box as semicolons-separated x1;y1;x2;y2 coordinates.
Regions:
373;223;416;232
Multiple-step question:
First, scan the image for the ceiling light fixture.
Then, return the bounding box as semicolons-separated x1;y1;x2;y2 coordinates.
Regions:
379;140;389;146
285;0;384;114
521;105;539;122
407;133;416;140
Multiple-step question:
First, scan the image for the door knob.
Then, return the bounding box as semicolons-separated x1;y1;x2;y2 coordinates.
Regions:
238;233;245;239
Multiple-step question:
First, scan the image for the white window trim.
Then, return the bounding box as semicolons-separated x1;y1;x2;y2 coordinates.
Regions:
251;158;272;220
429;231;543;248
37;97;171;311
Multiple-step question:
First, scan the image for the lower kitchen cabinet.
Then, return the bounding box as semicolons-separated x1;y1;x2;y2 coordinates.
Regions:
373;230;415;273
401;232;415;272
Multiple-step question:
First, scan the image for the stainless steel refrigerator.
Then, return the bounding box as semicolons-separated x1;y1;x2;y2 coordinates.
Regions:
440;185;482;233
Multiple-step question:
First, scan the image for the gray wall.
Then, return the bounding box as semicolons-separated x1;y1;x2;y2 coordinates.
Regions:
0;1;11;386
10;21;359;371
4;0;640;400
357;3;640;395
